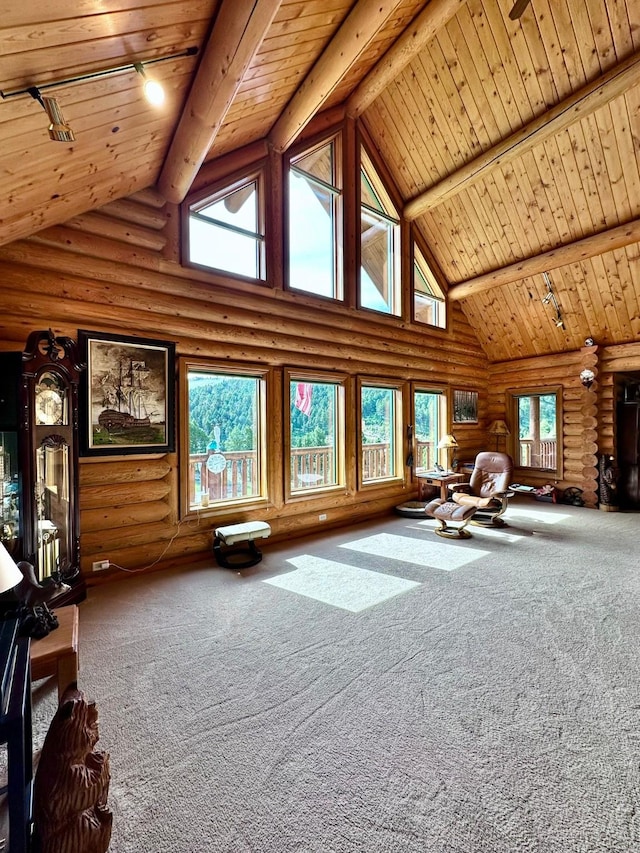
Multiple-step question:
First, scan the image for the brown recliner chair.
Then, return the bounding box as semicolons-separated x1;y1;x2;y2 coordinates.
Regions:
449;451;514;527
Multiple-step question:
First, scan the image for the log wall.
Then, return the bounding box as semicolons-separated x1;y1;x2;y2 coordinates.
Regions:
0;159;490;582
488;341;640;510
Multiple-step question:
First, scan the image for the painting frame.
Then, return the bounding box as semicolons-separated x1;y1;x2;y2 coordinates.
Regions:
453;388;478;424
79;330;175;456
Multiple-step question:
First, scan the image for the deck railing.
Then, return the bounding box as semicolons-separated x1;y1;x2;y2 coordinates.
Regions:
189;439;441;503
518;439;557;470
191;438;563;504
189;450;258;504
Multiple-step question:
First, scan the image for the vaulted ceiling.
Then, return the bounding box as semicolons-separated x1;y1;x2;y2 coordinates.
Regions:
1;0;638;362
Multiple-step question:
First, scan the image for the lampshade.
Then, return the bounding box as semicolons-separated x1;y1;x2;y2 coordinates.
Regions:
0;542;23;594
437;434;458;449
488;420;510;437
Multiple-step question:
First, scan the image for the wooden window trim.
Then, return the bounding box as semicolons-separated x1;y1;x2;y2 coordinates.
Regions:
179;358;273;519
357;377;407;489
508;385;563;480
283;368;348;503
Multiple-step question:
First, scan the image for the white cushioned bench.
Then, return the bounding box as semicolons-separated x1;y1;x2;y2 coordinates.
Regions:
213;521;271;569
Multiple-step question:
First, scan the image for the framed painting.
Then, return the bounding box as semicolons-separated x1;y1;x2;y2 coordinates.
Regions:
453;389;478;424
79;330;175;455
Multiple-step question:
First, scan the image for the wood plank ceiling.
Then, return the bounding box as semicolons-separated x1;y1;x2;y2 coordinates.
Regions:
0;0;639;363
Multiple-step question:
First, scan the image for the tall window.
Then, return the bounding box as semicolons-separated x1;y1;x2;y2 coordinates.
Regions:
288;136;343;299
414;244;446;328
512;389;560;472
360;148;401;316
181;362;268;512
287;372;345;496
413;389;445;472
187;173;266;280
360;382;403;484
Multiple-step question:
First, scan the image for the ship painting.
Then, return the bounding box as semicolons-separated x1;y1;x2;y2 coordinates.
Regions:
98;359;153;432
83;333;175;453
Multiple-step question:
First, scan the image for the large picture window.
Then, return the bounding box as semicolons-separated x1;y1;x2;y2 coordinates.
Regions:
360;381;404;485
180;362;268;513
413;388;446;472
187;172;266;280
288;135;343;300
286;371;346;497
359;148;400;316
511;389;560;473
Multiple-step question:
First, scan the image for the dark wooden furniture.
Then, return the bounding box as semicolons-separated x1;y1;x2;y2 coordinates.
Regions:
0;618;33;853
30;605;79;701
0;332;86;606
417;472;464;502
617;399;640;510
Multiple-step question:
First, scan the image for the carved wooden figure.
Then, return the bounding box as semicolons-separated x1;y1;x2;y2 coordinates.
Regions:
33;684;112;853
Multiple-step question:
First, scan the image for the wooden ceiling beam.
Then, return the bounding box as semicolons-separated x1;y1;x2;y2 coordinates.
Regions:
269;0;406;154
346;0;468;119
448;217;640;301
404;48;640;220
156;0;282;205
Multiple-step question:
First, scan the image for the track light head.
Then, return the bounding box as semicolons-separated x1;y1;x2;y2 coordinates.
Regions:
134;63;165;106
28;87;75;142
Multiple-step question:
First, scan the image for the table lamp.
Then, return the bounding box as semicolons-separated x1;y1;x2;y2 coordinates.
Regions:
488;419;510;451
437;434;458;472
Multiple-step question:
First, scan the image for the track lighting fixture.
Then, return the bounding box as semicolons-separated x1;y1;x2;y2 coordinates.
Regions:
0;46;198;141
541;272;565;331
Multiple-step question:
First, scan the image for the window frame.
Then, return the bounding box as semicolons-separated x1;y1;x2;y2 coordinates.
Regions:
508;386;563;479
358;146;402;317
285;131;344;302
179;358;271;519
358;377;406;489
412;241;446;329
284;368;347;502
184;167;267;283
411;384;448;474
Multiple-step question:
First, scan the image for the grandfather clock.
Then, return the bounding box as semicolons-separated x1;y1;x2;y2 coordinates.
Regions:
20;330;85;604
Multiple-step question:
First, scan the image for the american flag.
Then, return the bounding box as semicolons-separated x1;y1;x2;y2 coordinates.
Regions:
294;383;313;417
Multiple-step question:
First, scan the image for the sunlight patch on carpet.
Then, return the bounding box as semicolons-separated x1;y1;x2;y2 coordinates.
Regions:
340;532;488;571
264;555;420;612
504;508;571;524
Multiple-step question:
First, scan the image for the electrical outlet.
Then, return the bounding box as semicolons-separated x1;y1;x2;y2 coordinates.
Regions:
318;513;327;521
92;560;109;572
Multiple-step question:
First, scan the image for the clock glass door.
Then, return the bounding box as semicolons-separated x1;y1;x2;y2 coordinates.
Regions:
35;436;72;583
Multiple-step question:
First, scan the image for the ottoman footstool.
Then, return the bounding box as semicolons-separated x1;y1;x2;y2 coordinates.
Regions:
213;521;271;569
424;499;476;539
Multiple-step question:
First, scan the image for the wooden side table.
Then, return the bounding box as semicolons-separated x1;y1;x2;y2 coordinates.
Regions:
417;472;465;502
30;605;79;701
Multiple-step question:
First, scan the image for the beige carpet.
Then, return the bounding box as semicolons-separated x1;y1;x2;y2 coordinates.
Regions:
15;501;640;851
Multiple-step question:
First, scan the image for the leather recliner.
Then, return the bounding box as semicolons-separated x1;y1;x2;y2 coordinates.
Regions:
449;451;514;527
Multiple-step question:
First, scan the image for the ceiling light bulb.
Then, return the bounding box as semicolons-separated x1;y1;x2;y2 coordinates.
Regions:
134;63;165;107
580;369;595;389
143;78;165;106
